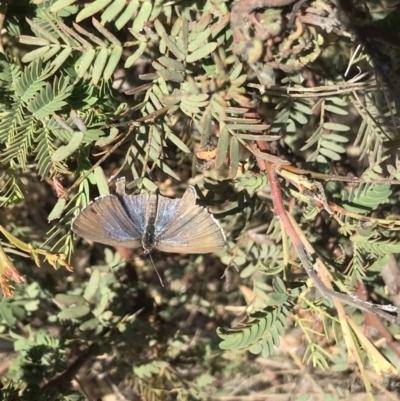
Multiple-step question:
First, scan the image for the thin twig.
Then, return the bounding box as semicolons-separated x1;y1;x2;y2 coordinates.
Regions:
251;138;400;326
41;344;95;392
264;160;400;327
62;105;170;200
61;133;129;200
280;165;400;185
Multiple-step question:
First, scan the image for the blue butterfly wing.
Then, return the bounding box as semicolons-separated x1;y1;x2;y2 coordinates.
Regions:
118;192;150;232
72;195;143;248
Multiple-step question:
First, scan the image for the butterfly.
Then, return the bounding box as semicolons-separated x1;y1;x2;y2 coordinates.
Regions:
72;178;225;254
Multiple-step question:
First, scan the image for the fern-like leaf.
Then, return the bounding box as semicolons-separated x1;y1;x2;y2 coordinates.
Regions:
27;75;73;120
342;183;391;214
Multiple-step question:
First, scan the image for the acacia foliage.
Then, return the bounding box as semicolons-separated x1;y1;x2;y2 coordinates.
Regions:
0;0;400;400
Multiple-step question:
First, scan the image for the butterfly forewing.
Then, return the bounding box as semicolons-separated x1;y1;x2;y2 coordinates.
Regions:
72;195;142;248
154;187;225;253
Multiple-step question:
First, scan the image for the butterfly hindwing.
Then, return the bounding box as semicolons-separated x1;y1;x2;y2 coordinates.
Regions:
154;187;225;254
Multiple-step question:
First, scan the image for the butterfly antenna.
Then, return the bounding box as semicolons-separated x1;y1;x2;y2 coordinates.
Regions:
108;248;146;271
109;255;135;270
148;252;164;287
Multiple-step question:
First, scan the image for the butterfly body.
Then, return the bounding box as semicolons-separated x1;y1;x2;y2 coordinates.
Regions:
143;223;157;252
72;179;225;254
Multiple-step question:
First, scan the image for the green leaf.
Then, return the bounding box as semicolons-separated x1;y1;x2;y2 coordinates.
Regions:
0;303;16;326
115;1;139;30
216;126;229;169
180;102;200;116
101;310;113;320
229;63;242;81
163;35;185;60
266;292;288;306
219;332;244;349
240;262;258;278
19;36;50;47
79;318;100;331
101;0;126;24
195;374;214;387
83;269;101;302
157;56;185;71
142;178;158;191
249;343;263;354
319;147;341;161
290;110;308;124
95;127;119;146
323;122;350;131
157;69;184;83
132;1;152;33
246;322;260;345
93;293;109;317
227;124;270;132
103;46;123;81
50;0;77;13
286;119;296;133
188;28;212;53
55;294;85;306
186;42;217;63
15;58;47;102
26;18;60;44
167;132;190;153
50;47;73;72
293;101;313;115
42;45;61;63
51;131;85;162
27;77;73;119
94;167;110;196
92;47;109;85
76;0;113;22
328;97;348;106
124;42;147;68
155;159;180;180
58;304;91;320
93;18;121;45
324;104;348;115
48;198;66;221
235;133;280;141
321;133;349;143
77;48;96;80
320;140;346;154
21;46;50;63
